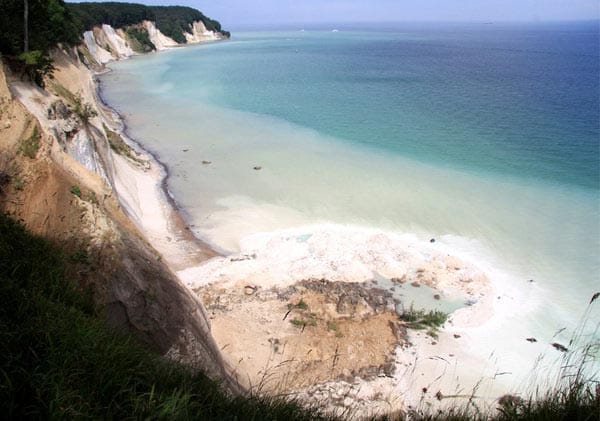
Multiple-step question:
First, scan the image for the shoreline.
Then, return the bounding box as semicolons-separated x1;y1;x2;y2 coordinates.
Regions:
94;45;513;413
94;61;221;270
93;49;500;412
84;36;590;415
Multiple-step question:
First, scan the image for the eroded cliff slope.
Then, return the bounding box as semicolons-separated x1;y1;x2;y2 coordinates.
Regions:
0;45;240;393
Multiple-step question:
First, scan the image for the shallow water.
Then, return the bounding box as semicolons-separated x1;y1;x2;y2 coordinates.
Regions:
100;22;599;392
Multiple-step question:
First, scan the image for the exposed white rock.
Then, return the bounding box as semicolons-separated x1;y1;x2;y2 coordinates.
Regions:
82;20;224;64
101;24;134;58
143;20;179;51
68;129;109;180
83;24;134;64
83;31;113;64
185;20;219;43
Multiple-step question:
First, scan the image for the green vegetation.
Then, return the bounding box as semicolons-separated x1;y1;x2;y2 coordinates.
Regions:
400;305;447;338
16;50;56;87
0;213;325;419
150;5;229;43
0;209;597;419
103;123;146;166
70;250;89;264
288;298;309;311
67;2;153;30
72;93;97;124
125;26;155;52
66;2;229;43
70;185;81;197
408;351;599;421
290;317;306;327
0;0;80;85
290;313;317;329
12;174;24;191
49;80;77;105
0;0;80;56
0;0;227;85
19;125;40;158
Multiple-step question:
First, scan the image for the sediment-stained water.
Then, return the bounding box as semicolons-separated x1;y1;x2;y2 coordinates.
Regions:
100;22;599;397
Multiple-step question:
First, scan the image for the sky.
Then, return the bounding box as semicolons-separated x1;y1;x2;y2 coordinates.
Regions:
140;0;600;27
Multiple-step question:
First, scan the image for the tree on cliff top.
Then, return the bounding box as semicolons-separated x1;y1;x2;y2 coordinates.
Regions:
0;0;81;85
0;0;80;56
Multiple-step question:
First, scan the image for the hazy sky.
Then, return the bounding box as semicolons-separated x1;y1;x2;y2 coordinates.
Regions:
142;0;599;27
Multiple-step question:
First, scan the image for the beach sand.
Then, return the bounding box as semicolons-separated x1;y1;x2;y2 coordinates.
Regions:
10;42;514;417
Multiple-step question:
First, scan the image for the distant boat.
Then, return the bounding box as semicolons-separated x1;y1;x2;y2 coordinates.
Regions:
332;29;339;32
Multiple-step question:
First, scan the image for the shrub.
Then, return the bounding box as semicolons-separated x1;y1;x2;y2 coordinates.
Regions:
125;26;155;52
73;94;97;124
20;125;40;158
16;50;55;87
400;305;447;337
70;185;81;197
12;174;24;191
0;214;327;419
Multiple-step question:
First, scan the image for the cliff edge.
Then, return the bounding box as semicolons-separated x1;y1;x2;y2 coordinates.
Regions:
0;33;241;393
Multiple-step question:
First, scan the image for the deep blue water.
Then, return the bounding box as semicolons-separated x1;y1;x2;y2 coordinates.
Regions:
166;22;599;191
101;23;600;387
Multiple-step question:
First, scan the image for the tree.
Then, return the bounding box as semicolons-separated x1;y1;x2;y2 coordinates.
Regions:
23;0;28;52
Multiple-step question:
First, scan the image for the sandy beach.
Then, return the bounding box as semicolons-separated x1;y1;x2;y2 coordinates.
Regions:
82;42;508;415
11;33;581;418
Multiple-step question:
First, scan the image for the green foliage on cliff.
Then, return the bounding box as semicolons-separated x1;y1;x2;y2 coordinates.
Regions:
125;26;155;52
0;0;227;85
19;124;41;158
0;0;80;56
0;0;80;84
68;2;153;31
0;205;598;419
66;2;229;43
0;213;324;419
149;5;229;43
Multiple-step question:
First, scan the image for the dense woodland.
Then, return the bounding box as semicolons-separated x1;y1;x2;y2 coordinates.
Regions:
68;2;230;43
0;0;228;84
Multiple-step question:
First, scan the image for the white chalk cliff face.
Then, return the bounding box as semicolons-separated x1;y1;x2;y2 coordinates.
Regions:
83;30;114;64
83;20;223;65
142;20;179;50
185;20;220;43
83;24;135;64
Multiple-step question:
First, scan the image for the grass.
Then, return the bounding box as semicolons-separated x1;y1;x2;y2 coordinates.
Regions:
12;174;24;191
20;124;40;159
290;314;317;329
406;364;599;421
287;298;309;311
49;81;77;105
103;123;146;165
70;185;81;197
0;213;327;420
0;213;597;420
126;27;156;53
290;318;306;327
72;94;97;124
403;296;599;421
400;305;447;337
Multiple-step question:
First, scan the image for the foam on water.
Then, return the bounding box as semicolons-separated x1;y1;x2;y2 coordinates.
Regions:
100;25;599;400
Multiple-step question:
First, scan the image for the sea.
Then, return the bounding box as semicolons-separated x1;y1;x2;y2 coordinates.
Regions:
99;21;599;395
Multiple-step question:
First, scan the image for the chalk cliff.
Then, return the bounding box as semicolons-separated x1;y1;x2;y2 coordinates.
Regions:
82;19;226;64
0;30;241;394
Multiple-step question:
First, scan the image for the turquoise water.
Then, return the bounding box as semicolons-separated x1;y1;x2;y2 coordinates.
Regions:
100;22;599;390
